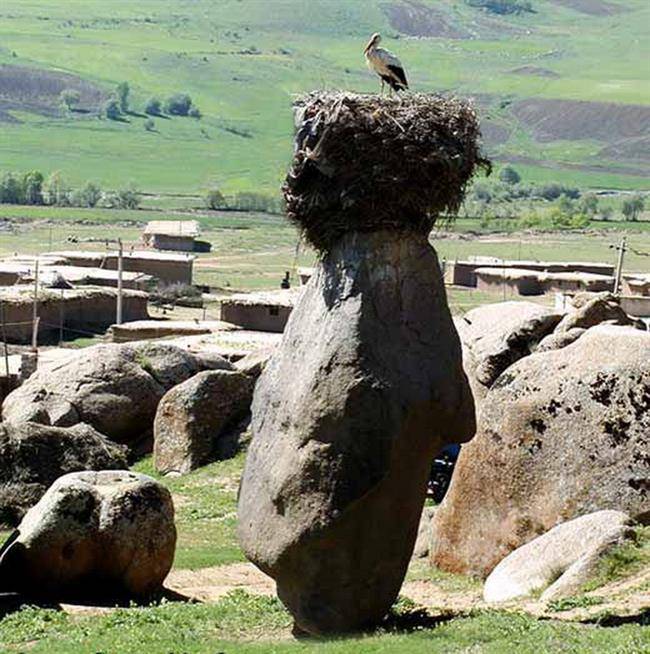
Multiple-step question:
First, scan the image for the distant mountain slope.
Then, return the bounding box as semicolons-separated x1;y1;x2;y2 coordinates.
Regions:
0;0;647;193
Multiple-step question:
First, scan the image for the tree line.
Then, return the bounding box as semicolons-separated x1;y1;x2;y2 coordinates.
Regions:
0;171;140;210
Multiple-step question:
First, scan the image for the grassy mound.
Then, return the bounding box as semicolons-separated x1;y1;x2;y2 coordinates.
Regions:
284;91;490;252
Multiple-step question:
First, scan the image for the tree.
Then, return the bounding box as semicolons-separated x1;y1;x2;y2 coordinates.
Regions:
44;171;71;206
116;81;130;113
164;93;193;116
622;194;645;222
60;89;80;113
599;206;613;222
205;188;226;210
579;193;598;217
116;183;140;209
104;97;121;120
498;165;521;185
21;171;44;205
144;97;162;115
0;172;24;204
73;181;102;208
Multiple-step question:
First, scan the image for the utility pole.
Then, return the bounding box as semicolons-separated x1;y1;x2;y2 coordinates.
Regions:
116;238;124;325
31;259;40;353
0;301;9;378
613;236;627;295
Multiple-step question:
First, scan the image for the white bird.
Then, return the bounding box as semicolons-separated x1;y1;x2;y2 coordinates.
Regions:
363;32;409;94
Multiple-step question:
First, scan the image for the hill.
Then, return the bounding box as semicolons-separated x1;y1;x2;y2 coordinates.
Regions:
0;0;648;196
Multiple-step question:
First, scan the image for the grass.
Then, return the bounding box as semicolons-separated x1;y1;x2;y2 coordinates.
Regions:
1;599;648;653
0;1;648;194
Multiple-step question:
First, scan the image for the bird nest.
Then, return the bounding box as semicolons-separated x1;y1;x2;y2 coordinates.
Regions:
283;91;491;252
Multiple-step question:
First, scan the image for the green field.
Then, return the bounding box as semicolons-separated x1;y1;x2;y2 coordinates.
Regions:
0;0;649;197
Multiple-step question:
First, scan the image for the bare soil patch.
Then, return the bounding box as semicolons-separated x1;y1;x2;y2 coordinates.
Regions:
549;0;626;16
600;136;650;163
511;98;650;143
0;64;104;122
381;1;469;38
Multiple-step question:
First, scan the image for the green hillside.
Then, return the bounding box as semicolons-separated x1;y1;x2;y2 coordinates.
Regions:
0;0;648;195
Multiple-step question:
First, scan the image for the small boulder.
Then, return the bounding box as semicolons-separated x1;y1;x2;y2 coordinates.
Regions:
0;421;128;526
153;370;255;475
455;302;561;407
483;510;633;603
413;506;436;559
2;343;215;449
0;470;176;599
555;292;642;334
536;327;586;352
431;325;650;578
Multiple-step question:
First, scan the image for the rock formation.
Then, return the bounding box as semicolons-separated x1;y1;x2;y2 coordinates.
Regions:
483;510;634;603
0;421;127;526
431;325;650;578
0;470;176;599
153;369;254;475
238;231;475;634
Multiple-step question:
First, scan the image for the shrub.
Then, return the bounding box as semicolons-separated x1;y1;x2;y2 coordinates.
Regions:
205;188;226;210
498;165;521;185
104;97;121;120
144;118;155;132
536;183;580;201
579;193;598;217
164;93;193;116
466;0;534;15
60;89;80;112
115;183;141;209
145;97;162;115
74;181;102;208
622;194;645;222
188;106;202;119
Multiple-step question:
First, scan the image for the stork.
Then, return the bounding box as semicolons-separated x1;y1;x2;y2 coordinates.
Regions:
363;33;409;94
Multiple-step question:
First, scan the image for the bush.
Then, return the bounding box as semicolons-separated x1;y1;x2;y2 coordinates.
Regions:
205;188;226;210
498;165;521;185
466;0;534;15
536;183;580;201
73;181;102;208
188;106;202;119
144;118;155;132
104;98;121;120
60;89;80;112
622;194;645;222
145;97;162;115
115;183;141;209
164;93;193;116
579;193;598;217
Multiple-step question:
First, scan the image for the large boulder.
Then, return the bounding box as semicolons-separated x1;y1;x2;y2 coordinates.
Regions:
483;510;633;603
431;325;650;578
237;231;475;635
0;470;176;599
153;369;255;475
555;292;643;334
2;343;226;449
455;301;561;407
0;421;128;526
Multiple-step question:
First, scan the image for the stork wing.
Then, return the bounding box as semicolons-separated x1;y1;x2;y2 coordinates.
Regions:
388;65;408;88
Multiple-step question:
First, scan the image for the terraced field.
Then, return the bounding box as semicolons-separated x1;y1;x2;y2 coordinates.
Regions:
0;0;648;196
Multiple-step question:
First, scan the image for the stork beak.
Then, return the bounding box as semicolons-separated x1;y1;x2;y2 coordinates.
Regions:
364;37;374;54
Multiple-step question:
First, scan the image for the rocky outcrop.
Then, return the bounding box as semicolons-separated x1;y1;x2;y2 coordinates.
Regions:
0;421;127;526
238;231;475;635
0;470;176;599
430;326;650;578
153;370;254;475
234;346;276;381
455;301;561;406
483;511;633;603
555;292;643;334
2;343;228;450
